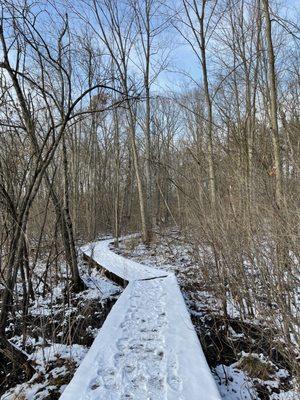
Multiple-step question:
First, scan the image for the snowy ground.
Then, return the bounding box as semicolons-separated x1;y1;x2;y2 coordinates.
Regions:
115;233;299;400
2;234;298;400
1;254;121;400
61;239;221;399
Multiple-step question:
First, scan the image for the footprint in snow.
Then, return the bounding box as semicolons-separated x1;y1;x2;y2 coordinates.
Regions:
114;351;125;367
102;367;117;389
116;337;130;350
167;353;182;392
167;374;182;391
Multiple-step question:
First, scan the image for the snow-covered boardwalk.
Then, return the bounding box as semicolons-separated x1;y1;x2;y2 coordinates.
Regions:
60;239;221;400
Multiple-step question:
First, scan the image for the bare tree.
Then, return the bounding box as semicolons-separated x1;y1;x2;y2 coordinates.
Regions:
180;0;218;208
0;0;126;369
262;0;284;207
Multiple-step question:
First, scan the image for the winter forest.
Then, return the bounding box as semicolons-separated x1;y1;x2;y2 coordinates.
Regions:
0;0;299;399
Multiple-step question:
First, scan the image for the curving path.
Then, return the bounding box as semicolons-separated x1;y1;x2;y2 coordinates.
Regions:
60;239;221;400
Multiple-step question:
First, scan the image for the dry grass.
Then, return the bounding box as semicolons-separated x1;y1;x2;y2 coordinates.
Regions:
238;355;276;380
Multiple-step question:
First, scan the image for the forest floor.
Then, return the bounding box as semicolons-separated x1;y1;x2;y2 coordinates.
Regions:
1;231;299;400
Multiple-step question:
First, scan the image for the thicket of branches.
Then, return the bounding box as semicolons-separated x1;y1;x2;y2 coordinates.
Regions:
0;0;299;385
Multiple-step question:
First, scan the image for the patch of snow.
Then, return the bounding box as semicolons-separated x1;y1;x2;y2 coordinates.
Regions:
1;344;88;400
214;364;258;400
270;391;300;399
30;343;88;370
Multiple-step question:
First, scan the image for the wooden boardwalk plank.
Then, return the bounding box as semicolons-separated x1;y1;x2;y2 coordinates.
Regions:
60;239;221;400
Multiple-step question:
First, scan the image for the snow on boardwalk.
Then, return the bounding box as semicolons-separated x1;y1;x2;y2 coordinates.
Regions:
60;239;221;400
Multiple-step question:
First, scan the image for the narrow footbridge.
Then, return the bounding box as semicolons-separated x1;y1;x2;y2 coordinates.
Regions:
60;239;221;400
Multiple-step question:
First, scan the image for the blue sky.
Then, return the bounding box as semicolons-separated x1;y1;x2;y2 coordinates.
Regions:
3;0;297;94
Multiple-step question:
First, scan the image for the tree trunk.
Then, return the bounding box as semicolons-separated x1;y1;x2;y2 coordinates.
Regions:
128;112;149;243
262;0;284;207
62;135;85;292
199;3;216;209
144;0;153;241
